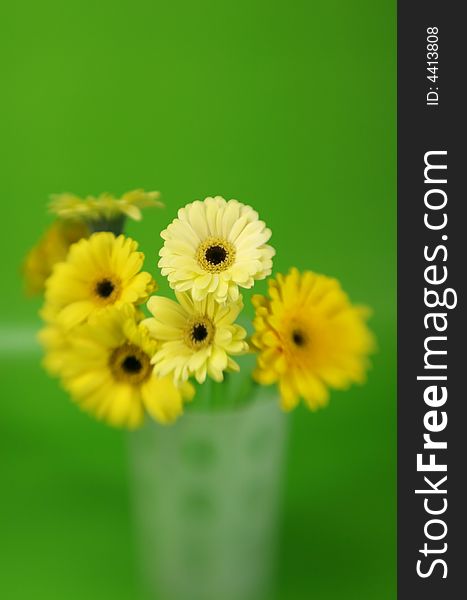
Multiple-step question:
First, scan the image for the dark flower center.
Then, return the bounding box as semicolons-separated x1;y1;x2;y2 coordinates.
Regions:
292;329;306;347
122;355;143;373
184;316;215;350
205;245;227;266
109;343;152;384
192;324;208;342
96;278;115;298
197;237;236;273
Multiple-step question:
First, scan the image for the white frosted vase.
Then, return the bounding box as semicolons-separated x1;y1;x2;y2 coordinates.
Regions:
128;393;288;600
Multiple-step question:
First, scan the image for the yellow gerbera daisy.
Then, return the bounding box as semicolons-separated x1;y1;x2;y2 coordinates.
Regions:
48;305;194;428
49;189;163;222
158;196;275;304
251;268;375;411
143;292;248;384
22;219;89;295
42;232;156;329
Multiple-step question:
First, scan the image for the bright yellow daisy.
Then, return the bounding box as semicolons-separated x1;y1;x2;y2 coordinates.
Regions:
49;189;163;222
50;304;194;428
158;196;275;304
23;219;89;295
42;232;156;329
143;292;248;384
251;268;375;411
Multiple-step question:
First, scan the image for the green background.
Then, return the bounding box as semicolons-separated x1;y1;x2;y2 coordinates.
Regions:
1;1;396;598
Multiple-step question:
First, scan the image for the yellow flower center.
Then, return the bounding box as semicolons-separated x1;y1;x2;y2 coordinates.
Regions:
93;276;121;305
291;328;307;348
109;343;152;384
283;324;312;366
196;237;236;273
184;315;215;350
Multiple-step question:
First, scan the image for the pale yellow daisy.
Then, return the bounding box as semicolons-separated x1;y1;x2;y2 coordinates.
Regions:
158;196;275;304
49;304;194;428
251;268;375;411
143;292;248;384
49;189;163;222
42;232;156;329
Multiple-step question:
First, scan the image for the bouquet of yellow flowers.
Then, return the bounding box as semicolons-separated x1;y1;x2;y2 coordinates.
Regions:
25;190;374;428
26;191;374;427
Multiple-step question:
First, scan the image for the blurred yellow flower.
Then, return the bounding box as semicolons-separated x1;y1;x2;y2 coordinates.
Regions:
22;220;89;295
46;304;194;428
42;232;156;329
49;189;163;222
159;196;275;304
251;268;375;411
143;292;248;384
